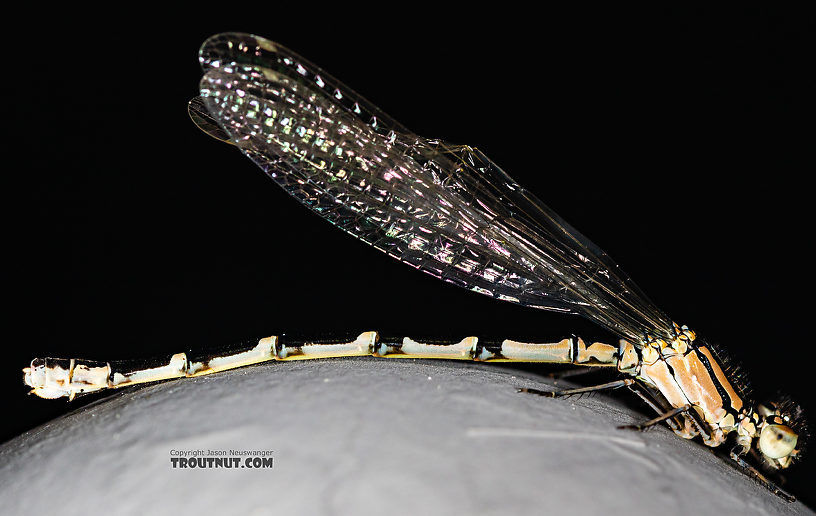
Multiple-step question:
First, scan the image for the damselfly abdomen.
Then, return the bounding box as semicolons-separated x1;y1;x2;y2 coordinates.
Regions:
23;32;808;502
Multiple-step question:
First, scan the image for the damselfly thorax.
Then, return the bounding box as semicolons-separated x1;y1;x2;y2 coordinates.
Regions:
23;32;807;502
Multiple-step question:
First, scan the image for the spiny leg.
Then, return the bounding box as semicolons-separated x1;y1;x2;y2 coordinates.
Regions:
625;382;688;435
680;402;712;442
728;446;795;502
519;378;635;398
618;404;693;431
547;366;612;382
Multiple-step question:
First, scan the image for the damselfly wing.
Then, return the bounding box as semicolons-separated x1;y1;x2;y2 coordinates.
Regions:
189;33;674;343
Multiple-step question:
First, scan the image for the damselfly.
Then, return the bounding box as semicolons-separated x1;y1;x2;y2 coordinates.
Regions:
23;32;807;502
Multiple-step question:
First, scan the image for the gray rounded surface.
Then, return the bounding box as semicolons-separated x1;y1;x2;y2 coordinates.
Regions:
1;359;812;516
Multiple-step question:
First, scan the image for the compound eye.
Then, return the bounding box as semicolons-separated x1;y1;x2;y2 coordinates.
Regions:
759;424;798;459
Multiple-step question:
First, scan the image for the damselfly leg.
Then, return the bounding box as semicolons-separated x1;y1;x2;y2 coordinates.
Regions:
618;404;692;432
518;379;635;398
728;446;796;502
625;382;694;437
547;366;612;381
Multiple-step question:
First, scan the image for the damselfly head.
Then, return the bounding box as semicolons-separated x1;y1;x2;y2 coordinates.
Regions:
756;395;808;469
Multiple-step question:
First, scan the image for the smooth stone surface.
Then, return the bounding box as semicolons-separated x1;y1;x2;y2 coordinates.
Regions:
1;359;812;516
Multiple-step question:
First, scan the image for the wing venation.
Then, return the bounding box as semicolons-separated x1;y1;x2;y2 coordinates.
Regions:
192;32;675;342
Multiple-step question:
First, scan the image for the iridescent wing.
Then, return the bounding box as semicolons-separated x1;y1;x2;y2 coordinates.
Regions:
191;32;675;343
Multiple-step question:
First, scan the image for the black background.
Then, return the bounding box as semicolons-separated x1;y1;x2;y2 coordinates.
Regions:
3;5;814;505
